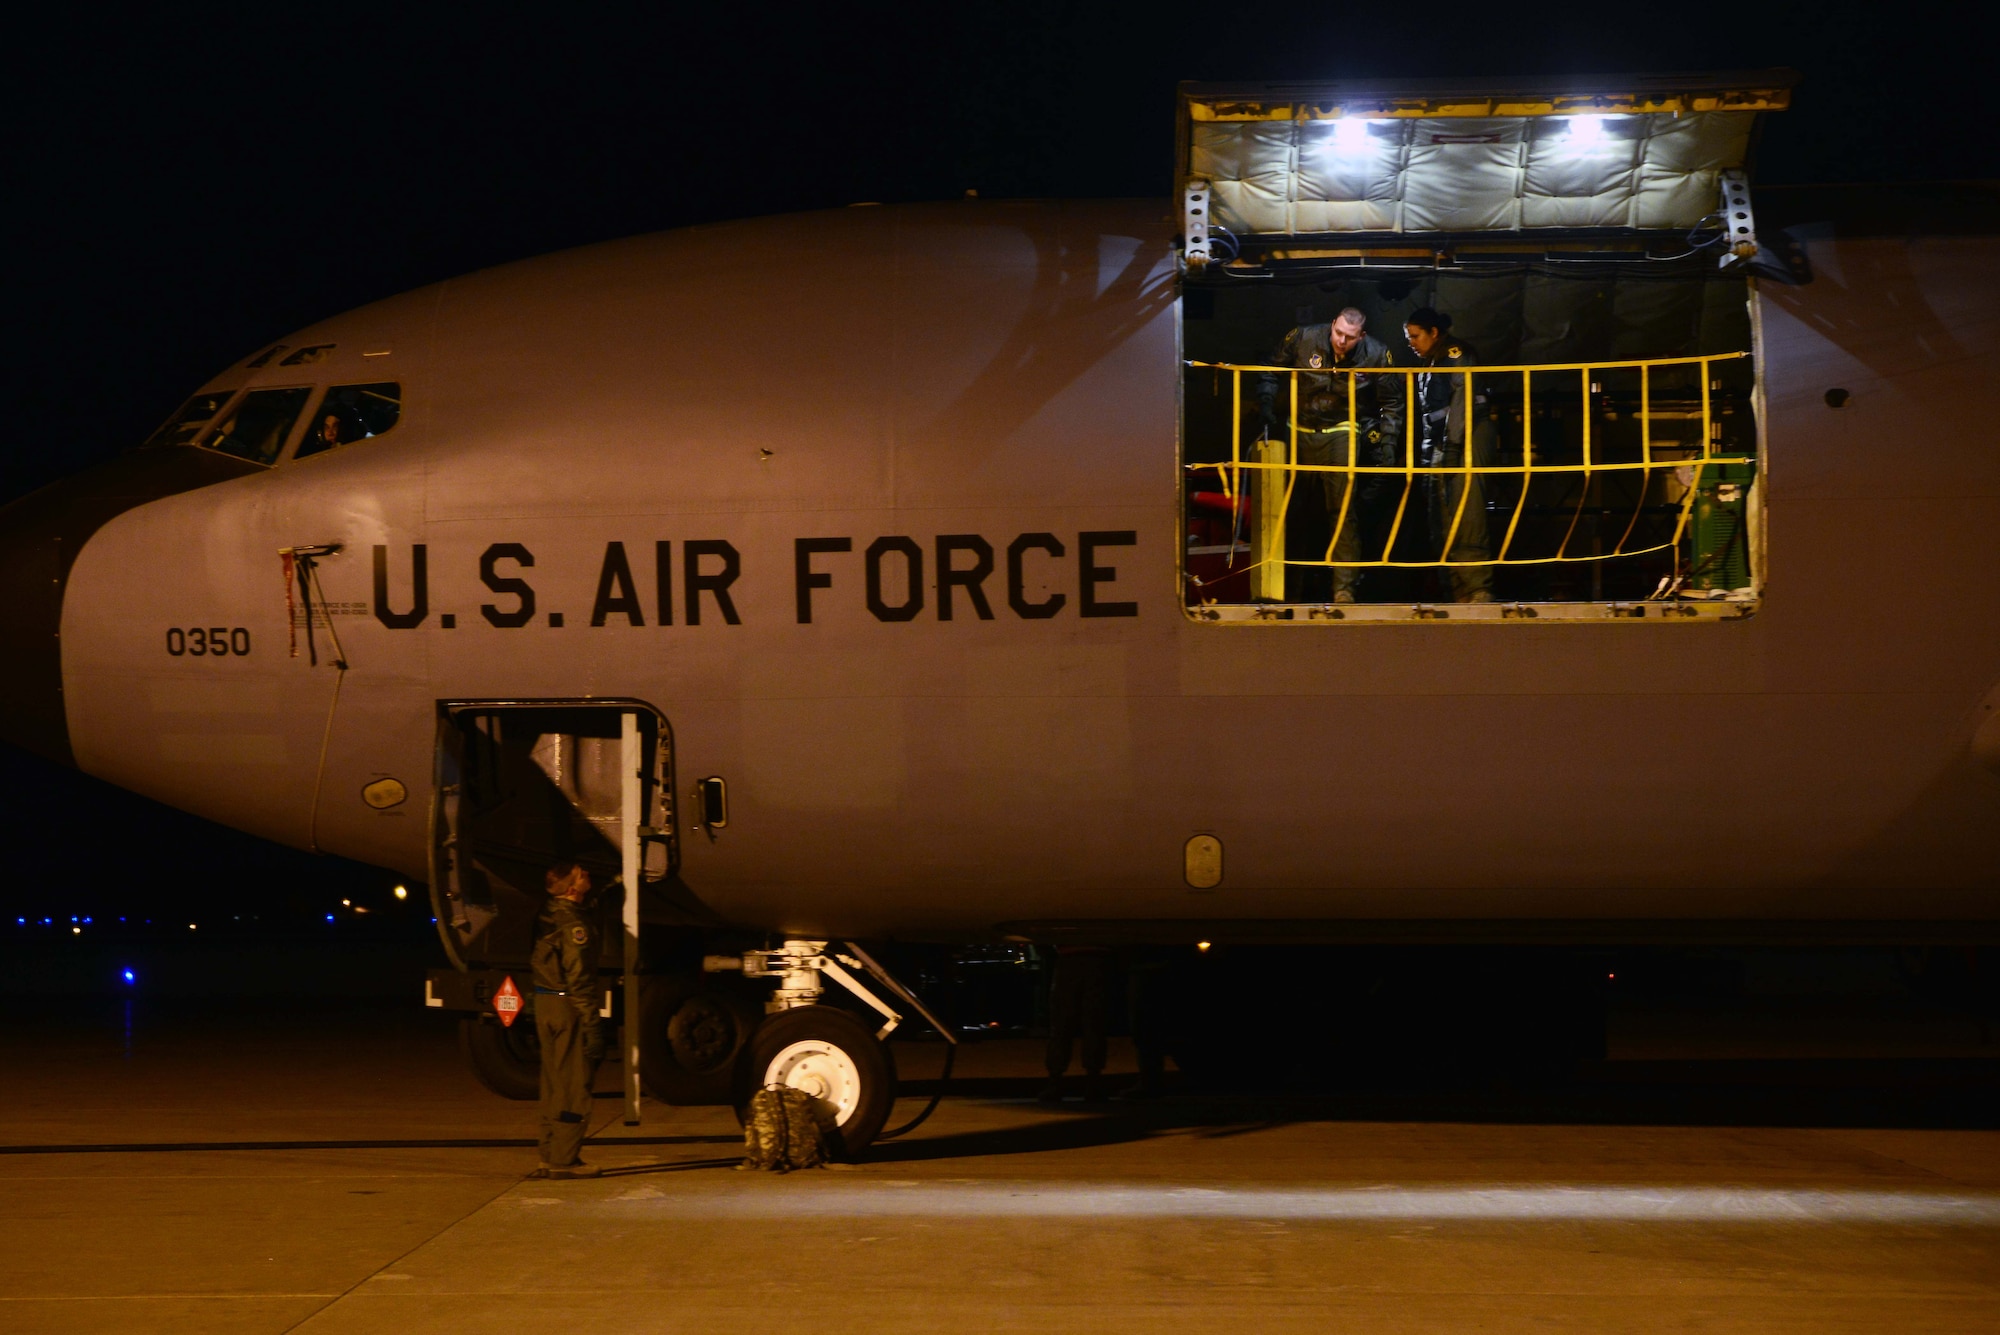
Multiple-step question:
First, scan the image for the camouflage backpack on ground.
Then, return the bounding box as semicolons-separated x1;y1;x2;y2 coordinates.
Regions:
739;1085;829;1172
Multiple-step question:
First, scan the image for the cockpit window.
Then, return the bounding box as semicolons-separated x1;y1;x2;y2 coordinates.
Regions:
144;391;234;449
294;382;401;459
205;387;313;465
279;344;335;366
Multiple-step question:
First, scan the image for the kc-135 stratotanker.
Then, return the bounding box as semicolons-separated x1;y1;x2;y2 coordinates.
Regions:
2;72;1995;1148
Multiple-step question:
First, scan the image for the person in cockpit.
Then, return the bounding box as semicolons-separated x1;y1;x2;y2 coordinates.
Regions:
297;409;348;459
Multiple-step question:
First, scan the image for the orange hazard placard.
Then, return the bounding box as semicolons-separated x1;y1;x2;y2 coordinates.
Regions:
493;975;524;1028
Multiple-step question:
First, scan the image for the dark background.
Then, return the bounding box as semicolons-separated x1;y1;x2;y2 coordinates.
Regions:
2;1;1994;963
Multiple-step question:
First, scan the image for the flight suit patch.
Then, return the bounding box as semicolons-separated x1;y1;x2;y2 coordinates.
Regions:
1447;346;1463;359
571;926;588;944
1308;353;1323;368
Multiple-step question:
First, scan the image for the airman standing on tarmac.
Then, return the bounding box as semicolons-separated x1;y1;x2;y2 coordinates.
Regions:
1040;945;1111;1103
531;860;604;1178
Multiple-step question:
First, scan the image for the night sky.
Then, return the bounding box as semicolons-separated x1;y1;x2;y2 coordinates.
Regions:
2;2;1992;931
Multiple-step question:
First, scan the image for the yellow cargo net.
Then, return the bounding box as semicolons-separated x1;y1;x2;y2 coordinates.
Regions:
1184;351;1753;586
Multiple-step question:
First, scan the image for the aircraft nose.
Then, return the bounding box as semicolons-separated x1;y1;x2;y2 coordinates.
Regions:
0;447;262;767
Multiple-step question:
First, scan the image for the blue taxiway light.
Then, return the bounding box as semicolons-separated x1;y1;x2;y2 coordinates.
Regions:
121;969;136;985
326;914;336;923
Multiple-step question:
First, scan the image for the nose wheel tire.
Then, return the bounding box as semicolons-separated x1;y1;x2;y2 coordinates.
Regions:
737;1005;897;1155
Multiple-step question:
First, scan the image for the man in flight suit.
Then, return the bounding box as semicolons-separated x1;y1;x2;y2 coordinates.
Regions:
531;860;604;1178
1256;308;1407;603
1404;308;1496;602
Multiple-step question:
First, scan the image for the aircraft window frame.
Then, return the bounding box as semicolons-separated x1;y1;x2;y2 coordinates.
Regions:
291;381;402;461
201;385;316;467
144;389;239;450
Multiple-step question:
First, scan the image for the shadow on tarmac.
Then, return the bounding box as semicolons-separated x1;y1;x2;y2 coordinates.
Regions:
867;1061;2000;1166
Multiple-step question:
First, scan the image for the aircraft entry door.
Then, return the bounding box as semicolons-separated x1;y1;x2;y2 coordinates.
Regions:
431;700;675;1123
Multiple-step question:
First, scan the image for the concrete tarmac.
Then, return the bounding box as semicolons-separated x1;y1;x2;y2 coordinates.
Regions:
2;999;1996;1334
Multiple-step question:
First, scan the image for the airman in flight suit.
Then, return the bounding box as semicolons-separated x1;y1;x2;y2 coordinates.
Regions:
1404;307;1496;602
531;861;604;1178
1256;308;1407;602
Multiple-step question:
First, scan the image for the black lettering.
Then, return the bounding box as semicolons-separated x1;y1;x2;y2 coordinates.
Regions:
479;543;536;628
231;628;250;656
166;628;185;656
865;536;924;622
1079;530;1139;618
189;628;207;656
794;537;852;624
372;544;429;629
654;541;674;626
683;540;742;626
589;542;645;627
935;535;995;621
1007;533;1066;619
209;625;227;655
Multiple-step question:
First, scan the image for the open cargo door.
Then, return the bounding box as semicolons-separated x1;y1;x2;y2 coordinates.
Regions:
429;700;678;1122
1176;71;1794;621
431;701;674;970
1179;71;1795;265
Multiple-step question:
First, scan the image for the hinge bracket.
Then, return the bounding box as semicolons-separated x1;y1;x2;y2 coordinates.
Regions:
1183;178;1213;271
1718;169;1758;270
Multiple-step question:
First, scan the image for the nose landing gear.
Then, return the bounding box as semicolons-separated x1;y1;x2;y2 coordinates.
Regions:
744;1005;898;1153
708;940;953;1155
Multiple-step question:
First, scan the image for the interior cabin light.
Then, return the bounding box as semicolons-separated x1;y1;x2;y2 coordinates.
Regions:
1566;114;1608;145
1331;118;1372;152
393;884;409;901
